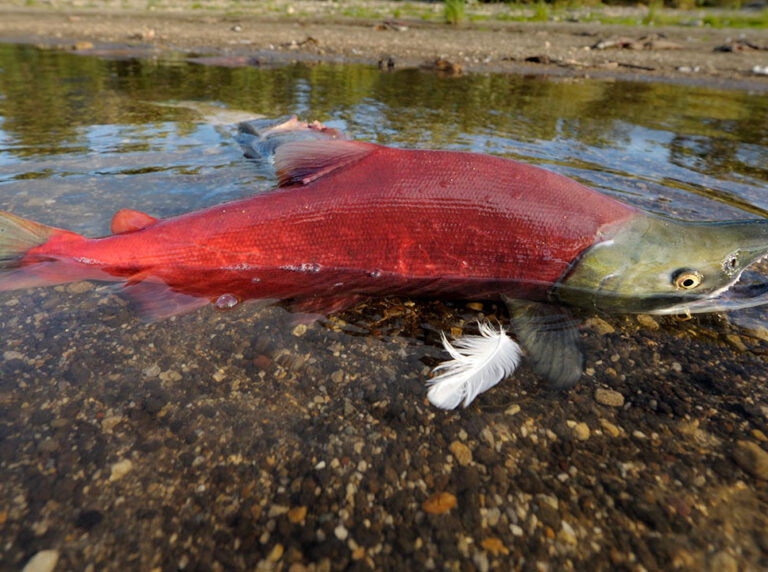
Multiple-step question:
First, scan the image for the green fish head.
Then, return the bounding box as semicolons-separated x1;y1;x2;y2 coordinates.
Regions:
554;214;768;315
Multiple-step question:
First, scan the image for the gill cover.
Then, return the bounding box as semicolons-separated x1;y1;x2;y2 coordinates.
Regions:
554;214;768;315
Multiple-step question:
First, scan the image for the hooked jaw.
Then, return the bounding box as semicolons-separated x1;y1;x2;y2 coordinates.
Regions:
552;213;768;315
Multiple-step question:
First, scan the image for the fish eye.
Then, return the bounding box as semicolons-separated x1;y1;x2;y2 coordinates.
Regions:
672;269;702;290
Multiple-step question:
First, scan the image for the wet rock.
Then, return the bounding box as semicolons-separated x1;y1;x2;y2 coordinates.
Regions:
72;41;94;51
22;550;59;572
66;281;93;294
334;525;348;540
75;509;103;530
288;506;307;524
600;419;621;438
732;441;768;479
595;388;624;407
449;441;472;466
585;316;614;335
420;58;463;76
422;492;457;514
710;551;738;572
636;314;659;330
573;422;590;441
109;459;133;481
480;537;508;556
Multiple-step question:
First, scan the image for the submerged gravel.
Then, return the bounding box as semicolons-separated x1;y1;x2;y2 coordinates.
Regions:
1;288;767;569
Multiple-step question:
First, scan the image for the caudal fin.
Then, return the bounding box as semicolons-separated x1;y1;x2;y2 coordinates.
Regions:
0;210;58;269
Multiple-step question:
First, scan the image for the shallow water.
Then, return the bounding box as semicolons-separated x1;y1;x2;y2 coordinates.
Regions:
1;43;767;570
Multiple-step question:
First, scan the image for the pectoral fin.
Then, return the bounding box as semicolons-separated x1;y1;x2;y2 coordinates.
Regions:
502;296;583;389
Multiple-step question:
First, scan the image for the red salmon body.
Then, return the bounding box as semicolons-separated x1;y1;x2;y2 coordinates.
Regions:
20;141;638;313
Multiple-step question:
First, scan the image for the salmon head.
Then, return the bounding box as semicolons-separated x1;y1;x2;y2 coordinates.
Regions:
553;214;768;315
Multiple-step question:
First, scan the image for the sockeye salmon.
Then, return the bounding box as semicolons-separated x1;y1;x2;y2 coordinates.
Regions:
2;117;768;408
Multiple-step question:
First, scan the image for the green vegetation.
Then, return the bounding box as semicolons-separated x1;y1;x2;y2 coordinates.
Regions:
444;0;466;25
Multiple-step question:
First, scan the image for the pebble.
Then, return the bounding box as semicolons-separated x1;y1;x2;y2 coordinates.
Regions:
752;429;767;442
334;525;349;540
726;334;747;352
292;324;307;337
753;65;768;75
288;506;307;524
109;459;133;482
584;316;614;335
480;537;509;556
600;419;621;438
573;422;590;441
505;404;521;416
732;441;768;479
422;492;457;514
3;350;23;361
66;281;93;294
595;388;624;407
510;524;523;536
636;314;659;330
267;543;284;562
330;369;344;384
22;550;59;572
710;551;738;572
449;441;473;466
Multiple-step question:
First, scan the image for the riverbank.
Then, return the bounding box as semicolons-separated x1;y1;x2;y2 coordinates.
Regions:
0;2;767;89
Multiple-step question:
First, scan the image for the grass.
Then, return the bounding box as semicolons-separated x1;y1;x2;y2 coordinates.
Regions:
444;0;466;25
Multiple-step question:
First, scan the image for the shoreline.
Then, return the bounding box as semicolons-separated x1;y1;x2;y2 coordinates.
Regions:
0;5;767;90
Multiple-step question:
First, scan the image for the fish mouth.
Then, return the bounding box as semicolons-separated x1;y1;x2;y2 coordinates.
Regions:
651;256;768;315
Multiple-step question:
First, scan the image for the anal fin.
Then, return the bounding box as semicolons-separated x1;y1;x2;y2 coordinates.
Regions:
119;281;209;321
502;296;583;389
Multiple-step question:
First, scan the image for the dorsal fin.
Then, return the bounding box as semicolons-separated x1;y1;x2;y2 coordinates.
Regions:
110;209;158;234
274;140;376;187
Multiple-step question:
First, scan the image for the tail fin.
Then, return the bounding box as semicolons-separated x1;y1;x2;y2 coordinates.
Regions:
0;210;58;269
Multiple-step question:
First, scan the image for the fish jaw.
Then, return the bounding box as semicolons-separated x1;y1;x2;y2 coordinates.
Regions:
553;213;768;315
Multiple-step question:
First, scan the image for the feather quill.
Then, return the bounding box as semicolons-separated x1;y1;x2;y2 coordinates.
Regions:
427;322;522;409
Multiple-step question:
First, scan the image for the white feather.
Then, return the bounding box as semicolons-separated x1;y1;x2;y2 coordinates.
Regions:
427;322;522;409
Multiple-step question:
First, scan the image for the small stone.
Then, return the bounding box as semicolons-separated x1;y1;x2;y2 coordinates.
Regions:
726;334;747;352
480;537;509;556
109;459;133;481
22;550;59;572
671;362;683;373
510;524;523;536
584;316;614;335
351;547;365;560
595;388;624;407
710;551;738;572
422;492;457;514
38;439;59;453
467;302;483;311
557;521;578;546
268;505;290;518
72;41;94;51
330;370;344;384
292;324;307;337
636;314;659;330
732;441;768;479
632;430;647;439
600;419;621;438
449;441;473;466
3;351;23;361
143;364;161;377
267;543;284;562
505;404;521;416
572;422;590;441
334;525;349;540
288;506;307;524
752;429;767;442
66;281;93;294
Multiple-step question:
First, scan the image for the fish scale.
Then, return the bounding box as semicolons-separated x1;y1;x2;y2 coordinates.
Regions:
18;143;637;307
